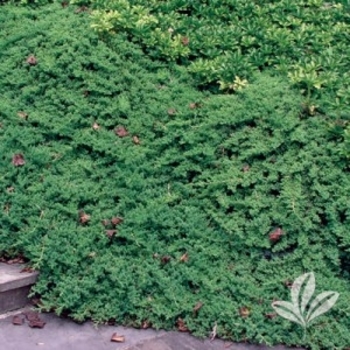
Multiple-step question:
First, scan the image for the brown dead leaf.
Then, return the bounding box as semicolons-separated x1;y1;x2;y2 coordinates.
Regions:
111;217;123;226
161;255;171;264
74;6;89;13
115;126;129;137
7;257;25;264
6;187;14;193
12;315;24;325
265;313;277;319
239;306;250;318
181;36;190;46
167;108;176;115
20;266;35;273
141;320;151;329
23;311;40;322
106;230;116;238
132;135;140;145
79;211;90;224
26;55;37;66
28;319;46;328
269;227;283;242
61;1;68;7
193;301;203;313
209;322;217;341
110;333;125;343
242;164;250;172
180;252;189;262
176;318;189;332
12;154;25;167
17;111;28;120
92;122;100;130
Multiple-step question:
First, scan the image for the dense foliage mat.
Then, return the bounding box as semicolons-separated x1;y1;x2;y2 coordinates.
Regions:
1;4;350;350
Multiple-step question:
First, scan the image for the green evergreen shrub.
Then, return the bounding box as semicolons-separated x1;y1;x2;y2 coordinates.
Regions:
1;4;350;350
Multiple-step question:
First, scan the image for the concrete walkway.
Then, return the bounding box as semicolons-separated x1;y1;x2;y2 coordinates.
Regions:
0;308;303;350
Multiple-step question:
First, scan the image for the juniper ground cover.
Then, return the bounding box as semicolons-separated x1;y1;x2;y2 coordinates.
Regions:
0;2;350;349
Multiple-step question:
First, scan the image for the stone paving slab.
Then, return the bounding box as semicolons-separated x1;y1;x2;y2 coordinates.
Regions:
128;332;303;350
0;263;39;313
0;263;38;292
0;309;304;350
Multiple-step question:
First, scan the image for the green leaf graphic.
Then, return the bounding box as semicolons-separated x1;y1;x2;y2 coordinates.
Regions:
300;272;315;315
272;300;305;326
306;291;339;324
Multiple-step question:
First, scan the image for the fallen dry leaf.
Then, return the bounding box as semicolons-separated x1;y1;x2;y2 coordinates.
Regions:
180;252;189;262
161;255;171;264
7;187;15;193
26;55;37;66
110;333;125;343
28;320;46;329
265;313;277;319
242;164;250;172
176;318;189;332
111;217;123;226
106;230;116;238
12;315;24;325
12;154;25;167
181;36;190;46
269;227;283;242
167;108;176;115
23;311;40;322
74;5;89;13
132;135;140;145
20;266;35;273
141;320;151;329
209;322;217;341
193;301;203;313
239;306;250;318
115;126;129;137
92;122;100;130
7;257;25;264
22;311;46;328
79;211;90;224
17;111;28;120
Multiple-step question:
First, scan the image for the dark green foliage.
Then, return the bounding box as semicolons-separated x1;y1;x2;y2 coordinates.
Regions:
1;4;350;350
